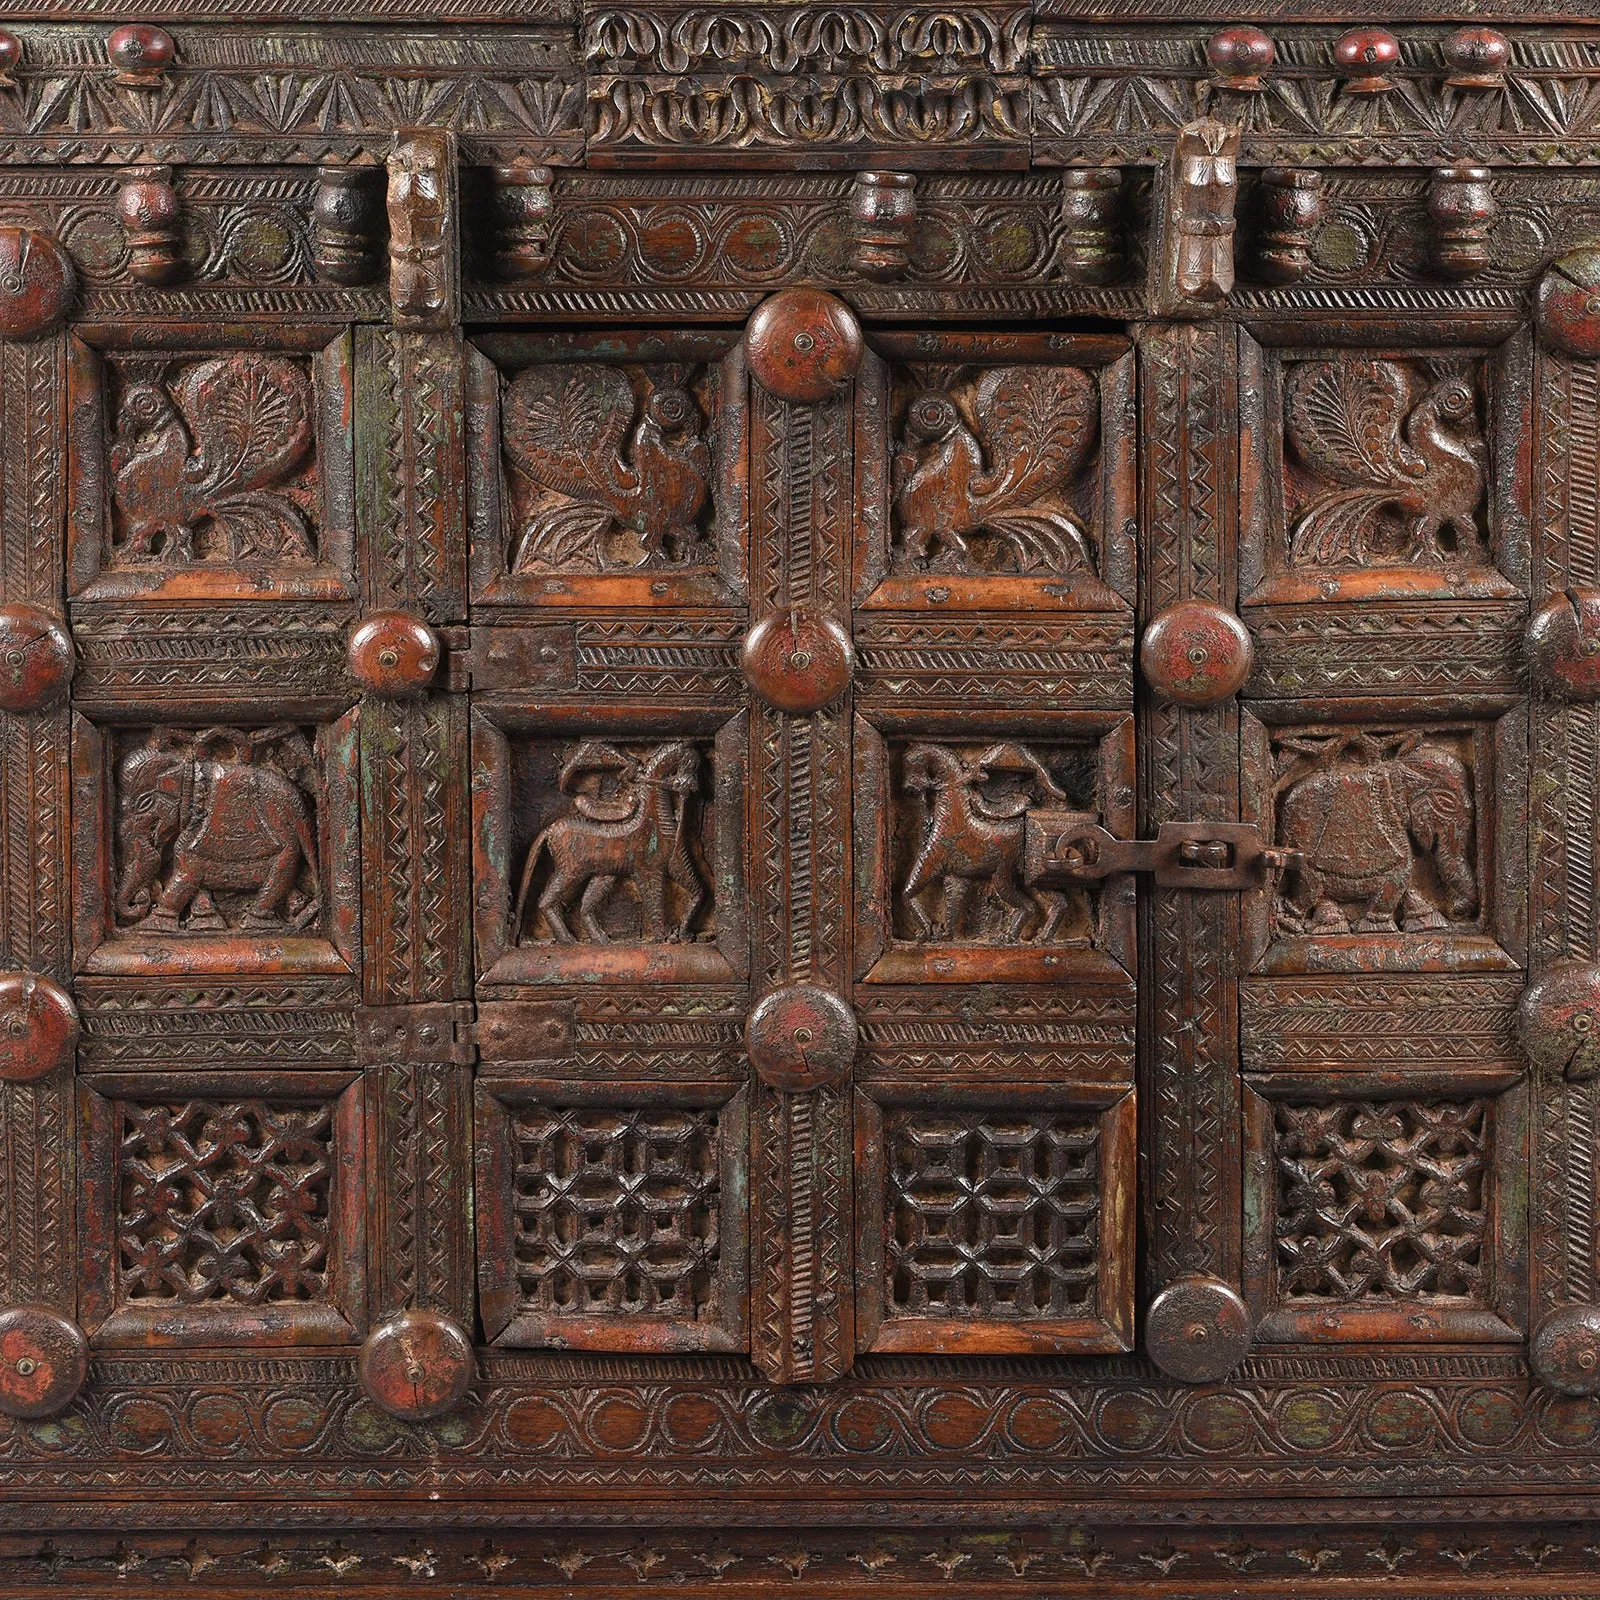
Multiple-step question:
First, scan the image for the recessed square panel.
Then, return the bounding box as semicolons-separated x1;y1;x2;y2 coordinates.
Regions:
855;1085;1133;1355
466;333;741;608
472;710;745;985
1243;1072;1526;1343
856;713;1134;984
67;330;354;602
1242;708;1524;975
79;1070;366;1347
475;1080;748;1352
70;712;359;978
1241;341;1523;607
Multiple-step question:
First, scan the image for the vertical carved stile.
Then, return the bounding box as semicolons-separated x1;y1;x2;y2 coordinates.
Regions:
745;342;866;1385
0;335;64;606
1139;324;1242;1291
1529;345;1600;1317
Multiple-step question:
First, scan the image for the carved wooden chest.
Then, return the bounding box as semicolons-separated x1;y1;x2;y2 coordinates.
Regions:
2;2;1600;1593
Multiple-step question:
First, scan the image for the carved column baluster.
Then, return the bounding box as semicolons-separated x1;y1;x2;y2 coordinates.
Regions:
847;171;916;282
488;159;555;282
1059;169;1123;286
312;158;384;286
1253;169;1325;285
116;165;183;285
1429;164;1496;281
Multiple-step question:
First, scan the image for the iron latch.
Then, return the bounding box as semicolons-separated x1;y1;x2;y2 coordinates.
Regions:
1023;811;1300;893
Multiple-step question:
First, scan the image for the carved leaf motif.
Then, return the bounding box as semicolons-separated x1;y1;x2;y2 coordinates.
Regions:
1285;360;1414;493
503;363;638;509
175;357;313;497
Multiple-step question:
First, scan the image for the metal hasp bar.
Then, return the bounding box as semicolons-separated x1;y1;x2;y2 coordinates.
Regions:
1023;810;1301;892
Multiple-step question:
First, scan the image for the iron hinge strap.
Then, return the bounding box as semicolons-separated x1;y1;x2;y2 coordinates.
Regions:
355;1001;478;1066
1023;812;1301;893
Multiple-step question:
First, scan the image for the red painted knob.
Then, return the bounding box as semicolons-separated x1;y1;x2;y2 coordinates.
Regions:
0;604;73;711
746;984;857;1093
1206;26;1275;89
1442;25;1510;88
1141;600;1253;706
106;23;174;84
1146;1275;1251;1384
1527;588;1600;699
1333;27;1400;93
359;1309;473;1421
1538;251;1600;360
1517;961;1600;1084
0;229;76;342
744;289;863;404
0;972;78;1084
741;609;853;714
0;1306;88;1419
1531;1303;1600;1396
0;29;23;80
347;611;441;695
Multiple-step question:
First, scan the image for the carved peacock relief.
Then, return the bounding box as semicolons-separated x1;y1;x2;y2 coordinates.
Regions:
1282;358;1489;572
501;363;713;574
891;365;1099;578
108;354;319;568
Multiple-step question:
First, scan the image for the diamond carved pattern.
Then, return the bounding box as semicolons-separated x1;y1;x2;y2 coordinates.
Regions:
1274;1098;1490;1303
885;1110;1101;1320
116;1097;336;1309
511;1104;722;1324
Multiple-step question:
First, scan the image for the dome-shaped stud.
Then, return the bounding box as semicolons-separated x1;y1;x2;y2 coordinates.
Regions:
0;604;73;712
1517;961;1600;1084
746;983;857;1093
0;972;79;1085
1442;25;1510;89
1527;588;1600;700
347;611;441;695
0;228;75;342
1537;250;1600;360
1332;27;1401;94
1531;1303;1600;1396
0;1306;88;1419
106;23;173;87
740;609;853;714
1206;25;1275;91
1141;600;1254;707
358;1309;473;1422
744;289;864;404
1146;1275;1251;1383
0;29;24;89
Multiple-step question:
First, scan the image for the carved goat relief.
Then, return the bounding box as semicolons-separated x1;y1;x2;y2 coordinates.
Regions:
510;739;712;947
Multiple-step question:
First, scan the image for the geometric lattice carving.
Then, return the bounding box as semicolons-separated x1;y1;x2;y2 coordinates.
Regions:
116;1097;335;1306
885;1110;1101;1319
1274;1098;1489;1302
512;1104;722;1322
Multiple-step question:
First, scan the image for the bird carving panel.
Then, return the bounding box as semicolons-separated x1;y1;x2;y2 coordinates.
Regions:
107;354;320;568
890;365;1100;579
1281;358;1489;574
501;362;714;574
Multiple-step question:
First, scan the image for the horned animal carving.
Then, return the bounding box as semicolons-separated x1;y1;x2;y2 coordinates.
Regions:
512;740;708;945
899;741;1079;944
1272;732;1479;935
114;725;321;935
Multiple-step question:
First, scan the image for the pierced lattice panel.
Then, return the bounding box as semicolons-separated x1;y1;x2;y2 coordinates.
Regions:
1274;1098;1490;1302
511;1105;723;1322
116;1097;336;1307
885;1110;1101;1320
